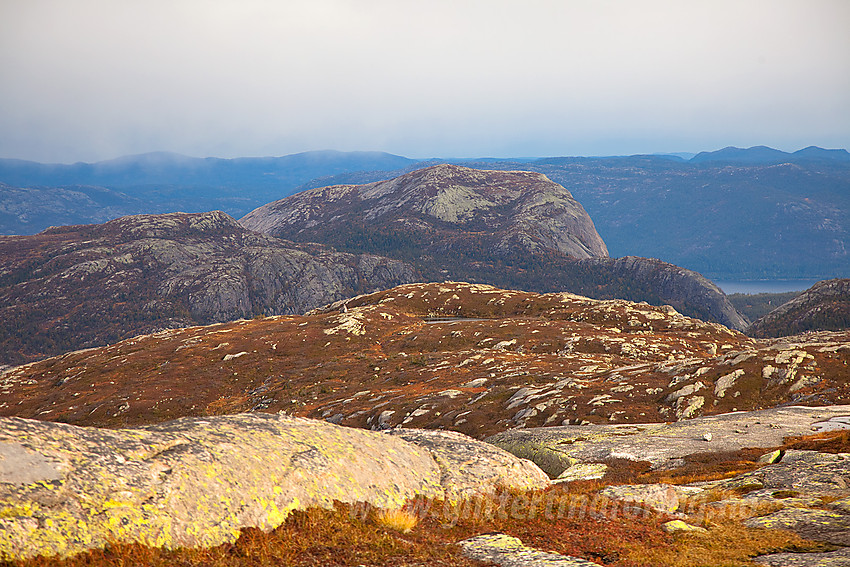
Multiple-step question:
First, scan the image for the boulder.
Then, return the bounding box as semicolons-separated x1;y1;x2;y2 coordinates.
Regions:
661;519;707;534
0;413;547;560
599;483;684;514
386;429;549;501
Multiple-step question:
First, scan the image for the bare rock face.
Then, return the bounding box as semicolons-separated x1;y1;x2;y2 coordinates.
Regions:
0;211;416;365
748;278;850;338
0;413;548;560
241;164;609;260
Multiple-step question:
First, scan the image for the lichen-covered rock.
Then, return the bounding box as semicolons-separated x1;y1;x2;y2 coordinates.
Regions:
458;533;601;566
0;413;546;560
554;463;608;483
385;429;549;500
744;507;850;545
717;450;850;496
661;519;707;534
487;406;850;477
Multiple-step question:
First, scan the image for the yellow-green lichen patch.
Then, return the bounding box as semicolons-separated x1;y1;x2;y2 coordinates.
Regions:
0;412;552;560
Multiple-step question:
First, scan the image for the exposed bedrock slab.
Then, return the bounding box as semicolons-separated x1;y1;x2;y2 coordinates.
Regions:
755;547;850;567
718;450;850;496
487;406;850;477
0;413;548;560
459;533;601;567
745;507;850;546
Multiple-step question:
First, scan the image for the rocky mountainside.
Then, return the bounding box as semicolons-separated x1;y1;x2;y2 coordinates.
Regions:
747;278;850;338
0;211;415;365
3;282;847;438
241;163;609;260
241;164;746;329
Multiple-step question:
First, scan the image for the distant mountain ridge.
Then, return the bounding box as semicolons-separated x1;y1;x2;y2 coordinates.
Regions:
0;150;417;230
0;150;416;188
2;146;848;281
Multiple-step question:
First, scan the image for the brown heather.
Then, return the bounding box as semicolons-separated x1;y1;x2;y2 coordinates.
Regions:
2;282;848;439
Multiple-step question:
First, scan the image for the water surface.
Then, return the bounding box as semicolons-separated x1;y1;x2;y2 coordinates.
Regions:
714;279;822;295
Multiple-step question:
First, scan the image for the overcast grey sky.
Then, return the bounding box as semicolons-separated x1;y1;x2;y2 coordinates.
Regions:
1;0;848;163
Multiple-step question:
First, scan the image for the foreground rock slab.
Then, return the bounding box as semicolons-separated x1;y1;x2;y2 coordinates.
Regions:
0;413;548;560
459;533;600;567
487;406;850;477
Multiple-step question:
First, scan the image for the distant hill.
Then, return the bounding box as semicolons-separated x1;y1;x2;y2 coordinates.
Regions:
746;278;850;337
0;211;415;365
691;145;850;164
0;182;149;235
241;164;746;329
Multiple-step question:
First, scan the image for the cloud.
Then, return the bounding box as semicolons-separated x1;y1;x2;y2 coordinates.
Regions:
1;0;848;162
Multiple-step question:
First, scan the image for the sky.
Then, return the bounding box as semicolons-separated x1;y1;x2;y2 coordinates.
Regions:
1;0;849;163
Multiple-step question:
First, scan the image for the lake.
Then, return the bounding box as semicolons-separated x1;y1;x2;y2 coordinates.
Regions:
713;279;822;295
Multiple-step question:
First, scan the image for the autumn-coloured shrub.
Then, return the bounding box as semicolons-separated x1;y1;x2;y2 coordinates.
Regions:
373;507;419;533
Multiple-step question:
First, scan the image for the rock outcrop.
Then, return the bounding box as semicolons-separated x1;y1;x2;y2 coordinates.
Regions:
0;211;416;365
459;534;601;566
748;279;850;338
240;164;745;329
0;413;548;560
485;406;850;566
2;282;848;436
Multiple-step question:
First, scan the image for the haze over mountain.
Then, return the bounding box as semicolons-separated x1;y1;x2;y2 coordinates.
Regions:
0;150;415;230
